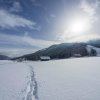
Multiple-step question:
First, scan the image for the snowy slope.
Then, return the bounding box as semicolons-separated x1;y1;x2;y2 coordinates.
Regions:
0;60;37;100
28;57;100;100
1;57;100;100
86;45;100;56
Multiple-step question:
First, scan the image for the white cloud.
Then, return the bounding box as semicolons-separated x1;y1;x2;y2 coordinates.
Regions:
80;0;100;22
22;36;57;48
0;33;56;48
58;0;100;42
0;9;36;29
0;48;37;57
59;33;100;43
10;1;22;12
0;33;57;57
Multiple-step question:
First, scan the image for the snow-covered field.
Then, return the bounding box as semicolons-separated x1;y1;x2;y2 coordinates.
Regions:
0;61;31;100
0;57;100;100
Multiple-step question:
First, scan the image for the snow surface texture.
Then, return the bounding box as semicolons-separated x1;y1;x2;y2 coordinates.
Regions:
0;57;100;100
0;61;38;100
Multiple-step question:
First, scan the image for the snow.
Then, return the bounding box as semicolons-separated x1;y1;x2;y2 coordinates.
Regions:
0;61;30;100
40;56;50;60
28;57;100;100
86;45;100;56
0;57;100;100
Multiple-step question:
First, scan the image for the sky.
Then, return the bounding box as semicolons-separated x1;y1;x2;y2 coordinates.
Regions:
0;0;100;57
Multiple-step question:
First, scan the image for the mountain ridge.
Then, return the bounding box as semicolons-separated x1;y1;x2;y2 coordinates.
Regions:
12;42;100;61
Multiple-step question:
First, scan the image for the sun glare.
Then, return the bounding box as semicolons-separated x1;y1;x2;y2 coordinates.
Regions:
60;17;91;41
69;21;86;33
68;18;89;34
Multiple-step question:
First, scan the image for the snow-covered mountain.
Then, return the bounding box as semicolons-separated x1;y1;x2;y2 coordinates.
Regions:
13;43;88;60
12;42;100;61
0;55;10;60
86;45;100;56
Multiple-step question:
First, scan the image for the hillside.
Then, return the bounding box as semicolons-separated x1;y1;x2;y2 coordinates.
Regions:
0;55;10;60
12;42;100;61
88;39;100;48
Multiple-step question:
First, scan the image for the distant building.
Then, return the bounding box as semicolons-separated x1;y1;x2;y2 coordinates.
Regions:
73;54;82;57
16;58;26;62
40;56;50;61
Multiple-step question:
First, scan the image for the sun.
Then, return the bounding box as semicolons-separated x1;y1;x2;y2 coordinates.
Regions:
60;16;91;41
68;17;90;35
69;20;86;33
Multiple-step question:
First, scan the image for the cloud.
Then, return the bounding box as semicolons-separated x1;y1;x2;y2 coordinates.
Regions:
3;34;100;57
46;14;56;23
80;0;100;22
58;0;100;42
10;1;22;12
58;33;100;43
0;48;37;57
0;9;37;29
22;35;57;48
0;33;56;49
0;33;57;57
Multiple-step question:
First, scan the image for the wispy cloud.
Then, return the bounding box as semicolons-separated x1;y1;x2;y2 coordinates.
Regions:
80;0;100;23
10;1;22;12
0;33;56;49
0;33;57;57
59;33;100;43
46;14;56;23
57;33;100;44
0;9;37;29
0;48;37;57
58;0;100;42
